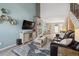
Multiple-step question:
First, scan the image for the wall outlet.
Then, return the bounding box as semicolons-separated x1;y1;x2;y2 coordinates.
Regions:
0;42;2;45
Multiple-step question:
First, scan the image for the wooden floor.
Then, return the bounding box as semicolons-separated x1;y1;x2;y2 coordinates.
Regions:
0;46;62;56
0;47;17;56
0;40;62;56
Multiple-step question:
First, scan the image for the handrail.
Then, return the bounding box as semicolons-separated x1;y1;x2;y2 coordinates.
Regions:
69;12;79;29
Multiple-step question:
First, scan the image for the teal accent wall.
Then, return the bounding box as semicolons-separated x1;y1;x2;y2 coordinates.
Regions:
0;3;36;49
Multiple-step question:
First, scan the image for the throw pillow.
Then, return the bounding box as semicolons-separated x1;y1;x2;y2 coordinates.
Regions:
59;38;73;46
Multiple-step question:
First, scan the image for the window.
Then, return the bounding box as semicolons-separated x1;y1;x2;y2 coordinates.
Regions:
54;24;59;34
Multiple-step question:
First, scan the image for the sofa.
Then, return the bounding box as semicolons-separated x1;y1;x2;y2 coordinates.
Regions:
50;30;79;56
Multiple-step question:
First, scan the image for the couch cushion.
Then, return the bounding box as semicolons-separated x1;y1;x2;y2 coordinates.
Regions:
59;32;65;38
59;38;73;46
63;30;74;38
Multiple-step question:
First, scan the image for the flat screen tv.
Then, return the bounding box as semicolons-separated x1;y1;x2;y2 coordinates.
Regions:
22;20;35;29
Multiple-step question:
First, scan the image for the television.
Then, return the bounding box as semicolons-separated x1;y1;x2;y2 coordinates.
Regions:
22;20;35;29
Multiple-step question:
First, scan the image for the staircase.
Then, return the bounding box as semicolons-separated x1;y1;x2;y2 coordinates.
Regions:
69;12;79;42
69;12;79;29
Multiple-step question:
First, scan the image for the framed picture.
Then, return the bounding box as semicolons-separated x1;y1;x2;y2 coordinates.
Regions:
70;3;79;19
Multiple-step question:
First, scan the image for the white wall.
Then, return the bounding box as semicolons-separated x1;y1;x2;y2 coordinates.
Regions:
40;3;70;23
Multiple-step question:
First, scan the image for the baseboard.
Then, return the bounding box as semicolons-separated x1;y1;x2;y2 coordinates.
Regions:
0;44;16;51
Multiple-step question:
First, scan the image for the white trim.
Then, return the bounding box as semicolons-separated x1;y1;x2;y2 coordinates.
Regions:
0;44;16;51
45;18;65;23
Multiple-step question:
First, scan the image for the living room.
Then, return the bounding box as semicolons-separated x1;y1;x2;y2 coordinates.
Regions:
0;3;79;56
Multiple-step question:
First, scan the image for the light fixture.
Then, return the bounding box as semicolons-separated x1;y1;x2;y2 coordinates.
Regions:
1;8;8;14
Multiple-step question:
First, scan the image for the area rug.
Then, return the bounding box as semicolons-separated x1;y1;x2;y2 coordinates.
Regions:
12;42;50;56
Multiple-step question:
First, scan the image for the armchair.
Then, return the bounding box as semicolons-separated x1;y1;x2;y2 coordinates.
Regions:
52;30;74;46
33;35;47;48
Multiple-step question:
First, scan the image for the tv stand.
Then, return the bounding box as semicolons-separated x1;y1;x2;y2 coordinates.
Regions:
20;30;32;44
